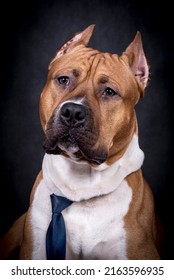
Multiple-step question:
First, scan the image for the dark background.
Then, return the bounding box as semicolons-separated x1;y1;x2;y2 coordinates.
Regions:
0;0;173;259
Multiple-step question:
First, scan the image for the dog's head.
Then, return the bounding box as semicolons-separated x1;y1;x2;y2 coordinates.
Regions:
41;25;149;166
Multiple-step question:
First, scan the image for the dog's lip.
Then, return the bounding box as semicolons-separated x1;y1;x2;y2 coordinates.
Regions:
44;142;106;165
59;143;80;154
43;133;107;165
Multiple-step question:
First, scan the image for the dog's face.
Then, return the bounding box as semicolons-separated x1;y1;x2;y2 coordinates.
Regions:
41;25;149;165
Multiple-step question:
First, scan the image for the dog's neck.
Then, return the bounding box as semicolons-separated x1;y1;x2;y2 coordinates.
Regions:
42;134;144;202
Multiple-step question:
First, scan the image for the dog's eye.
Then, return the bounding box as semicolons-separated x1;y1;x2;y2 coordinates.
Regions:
57;76;70;85
104;87;119;97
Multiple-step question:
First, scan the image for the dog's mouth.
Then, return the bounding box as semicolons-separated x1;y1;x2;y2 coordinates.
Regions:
43;131;107;165
52;134;83;160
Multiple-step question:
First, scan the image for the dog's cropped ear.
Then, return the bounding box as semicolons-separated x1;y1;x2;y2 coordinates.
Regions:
49;25;95;69
121;32;149;97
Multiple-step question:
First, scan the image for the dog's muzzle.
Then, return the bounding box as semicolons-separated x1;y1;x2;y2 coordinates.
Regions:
43;102;107;165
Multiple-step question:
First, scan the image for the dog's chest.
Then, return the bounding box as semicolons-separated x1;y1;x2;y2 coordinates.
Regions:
64;180;132;260
30;178;132;260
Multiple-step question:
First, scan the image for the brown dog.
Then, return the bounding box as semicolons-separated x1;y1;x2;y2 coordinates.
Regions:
0;25;161;259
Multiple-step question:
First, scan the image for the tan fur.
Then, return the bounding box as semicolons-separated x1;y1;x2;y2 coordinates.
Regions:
125;170;160;259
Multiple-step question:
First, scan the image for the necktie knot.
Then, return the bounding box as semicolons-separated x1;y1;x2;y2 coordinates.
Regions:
51;194;73;214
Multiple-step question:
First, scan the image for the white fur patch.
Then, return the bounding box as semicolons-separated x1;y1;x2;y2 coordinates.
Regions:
30;134;144;259
59;97;85;108
65;179;132;259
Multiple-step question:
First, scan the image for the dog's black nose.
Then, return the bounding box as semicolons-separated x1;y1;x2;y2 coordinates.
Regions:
60;102;88;127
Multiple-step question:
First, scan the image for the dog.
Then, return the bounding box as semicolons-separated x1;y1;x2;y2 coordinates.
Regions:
0;25;161;260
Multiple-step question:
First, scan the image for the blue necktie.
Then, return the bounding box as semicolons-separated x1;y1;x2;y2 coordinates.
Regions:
46;194;73;260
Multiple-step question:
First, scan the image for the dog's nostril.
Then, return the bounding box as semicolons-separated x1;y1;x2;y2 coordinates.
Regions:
75;111;86;121
63;108;71;120
60;102;88;126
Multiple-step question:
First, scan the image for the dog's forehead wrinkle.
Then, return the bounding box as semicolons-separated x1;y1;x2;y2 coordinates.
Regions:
87;52;120;78
84;53;106;80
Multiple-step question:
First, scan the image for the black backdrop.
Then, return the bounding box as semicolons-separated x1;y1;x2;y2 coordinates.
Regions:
0;0;173;259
